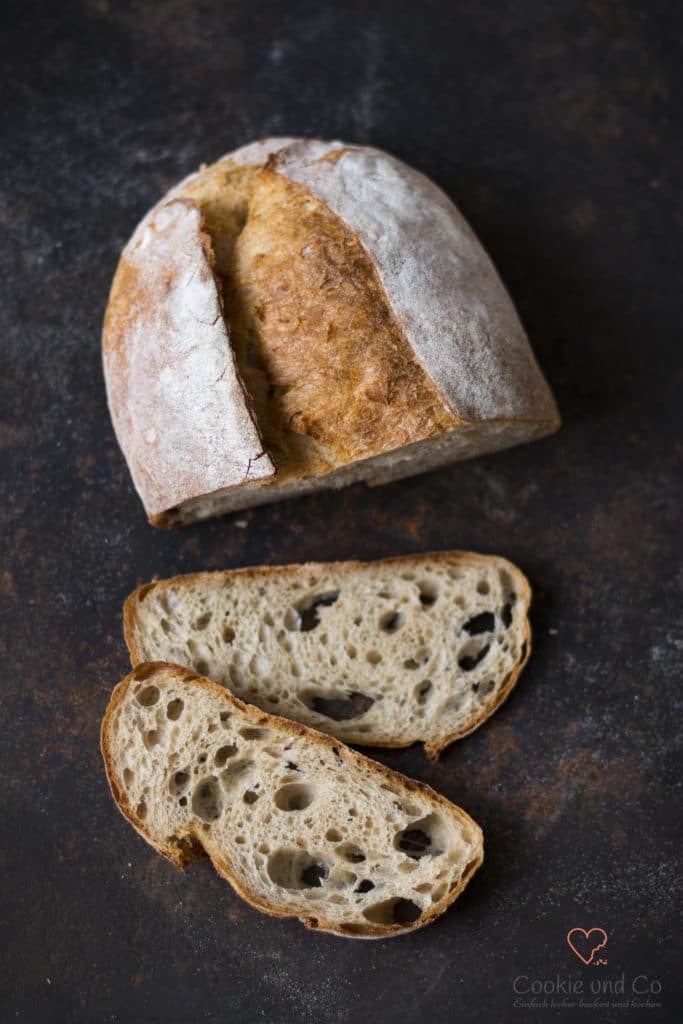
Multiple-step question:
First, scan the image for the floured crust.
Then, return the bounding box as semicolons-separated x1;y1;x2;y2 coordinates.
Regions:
102;198;274;522
103;138;560;525
273;142;559;425
101;663;484;939
123;550;532;759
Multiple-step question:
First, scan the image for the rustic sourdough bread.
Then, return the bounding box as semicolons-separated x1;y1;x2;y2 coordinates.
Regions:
125;552;531;760
102;663;483;938
103;138;560;526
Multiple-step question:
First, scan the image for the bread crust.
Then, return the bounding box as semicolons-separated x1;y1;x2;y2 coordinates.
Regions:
101;662;484;939
273;142;559;426
102;197;275;522
124;550;531;759
103;138;559;525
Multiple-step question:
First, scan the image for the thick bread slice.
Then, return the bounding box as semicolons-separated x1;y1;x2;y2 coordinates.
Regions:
125;552;531;760
102;663;484;939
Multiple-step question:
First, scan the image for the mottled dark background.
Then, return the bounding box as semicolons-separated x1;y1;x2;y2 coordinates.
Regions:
1;1;681;1021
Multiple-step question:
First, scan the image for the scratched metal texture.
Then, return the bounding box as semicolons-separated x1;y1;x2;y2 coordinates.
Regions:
1;1;681;1021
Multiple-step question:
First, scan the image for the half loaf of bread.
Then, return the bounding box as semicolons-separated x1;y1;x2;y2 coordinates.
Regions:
103;137;560;526
101;663;483;938
125;551;531;760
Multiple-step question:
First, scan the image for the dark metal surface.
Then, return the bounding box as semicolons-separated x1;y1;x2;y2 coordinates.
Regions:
1;1;681;1021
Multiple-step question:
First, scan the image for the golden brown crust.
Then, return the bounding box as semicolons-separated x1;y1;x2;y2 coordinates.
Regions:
225;167;461;478
123;550;531;758
101;662;484;939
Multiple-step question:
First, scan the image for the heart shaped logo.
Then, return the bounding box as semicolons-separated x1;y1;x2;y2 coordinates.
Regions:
566;927;608;965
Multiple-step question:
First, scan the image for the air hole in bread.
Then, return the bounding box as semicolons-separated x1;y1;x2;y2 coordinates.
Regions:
403;648;430;670
431;882;448;903
137;583;154;603
458;640;491;671
415;680;432;704
300;863;327;888
123;768;134;785
337;843;365;863
346;644;357;659
274;783;315;811
192;776;223;821
398;860;418;873
195;659;209;676
325;828;342;843
239;727;269;741
301;689;374;722
472;679;495;697
136;684;160;707
219;711;232;727
476;580;490;595
379;611;403;632
463;856;480;877
214;744;238;767
220;759;254;790
355;879;375;893
418;579;439;607
243;790;259;805
179;796;187;806
267;849;329;890
283;608;301;631
144;729;160;750
169;770;190;796
223;625;236;644
501;603;513;628
229;665;246;687
363;898;422;926
136;800;147;819
249;654;269;677
166;698;184;721
161;618;174;635
395;813;447;859
462;611;495;635
519;641;528;663
193;612;212;631
443;692;466;715
366;650;382;666
293;591;340;632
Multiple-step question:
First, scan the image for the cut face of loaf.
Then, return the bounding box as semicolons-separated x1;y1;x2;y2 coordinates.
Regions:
102;664;483;939
125;552;531;760
103;137;560;526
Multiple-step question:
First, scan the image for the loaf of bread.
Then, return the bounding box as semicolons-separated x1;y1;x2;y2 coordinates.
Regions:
124;551;530;760
103;138;560;526
101;663;483;938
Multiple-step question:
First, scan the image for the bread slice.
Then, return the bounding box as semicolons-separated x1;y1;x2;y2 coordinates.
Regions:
125;552;531;760
102;663;483;939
